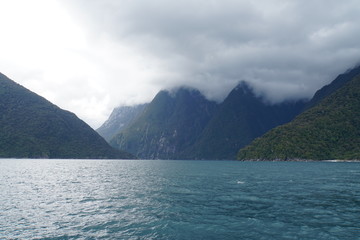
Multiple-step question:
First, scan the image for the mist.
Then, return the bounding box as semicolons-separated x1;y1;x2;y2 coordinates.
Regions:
1;0;360;127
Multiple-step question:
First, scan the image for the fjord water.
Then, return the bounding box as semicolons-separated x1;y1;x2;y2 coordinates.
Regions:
1;160;359;239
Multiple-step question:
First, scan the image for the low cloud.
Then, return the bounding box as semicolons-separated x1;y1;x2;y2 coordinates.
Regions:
2;0;360;127
65;0;360;101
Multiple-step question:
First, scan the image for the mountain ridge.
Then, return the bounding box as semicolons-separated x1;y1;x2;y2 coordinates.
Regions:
180;81;306;159
109;82;306;159
0;72;134;159
110;87;218;159
97;104;147;142
102;65;360;160
237;70;360;161
305;65;360;109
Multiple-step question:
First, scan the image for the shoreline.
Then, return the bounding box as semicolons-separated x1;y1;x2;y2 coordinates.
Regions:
238;159;360;162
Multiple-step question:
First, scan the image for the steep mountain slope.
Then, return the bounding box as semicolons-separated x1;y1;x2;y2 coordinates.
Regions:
0;73;133;159
110;87;218;159
306;65;360;109
97;104;147;141
238;66;360;161
237;75;360;161
182;82;306;159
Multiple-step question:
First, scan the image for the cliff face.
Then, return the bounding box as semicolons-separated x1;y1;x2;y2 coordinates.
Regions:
97;104;147;141
183;82;305;160
105;66;360;160
110;87;218;159
109;83;305;160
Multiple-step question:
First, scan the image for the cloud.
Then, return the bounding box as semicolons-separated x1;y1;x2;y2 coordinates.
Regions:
64;0;360;101
1;0;360;127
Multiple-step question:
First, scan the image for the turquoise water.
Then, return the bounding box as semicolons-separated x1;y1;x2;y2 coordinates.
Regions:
0;160;359;239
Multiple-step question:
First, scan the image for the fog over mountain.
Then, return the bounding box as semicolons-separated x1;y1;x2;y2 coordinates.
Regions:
1;0;360;127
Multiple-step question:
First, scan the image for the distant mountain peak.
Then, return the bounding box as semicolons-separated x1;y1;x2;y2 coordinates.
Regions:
164;86;207;99
108;79;304;159
100;65;360;160
234;81;252;91
110;85;218;159
97;103;147;141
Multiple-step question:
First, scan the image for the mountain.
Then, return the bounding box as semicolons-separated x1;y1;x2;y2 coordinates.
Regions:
181;82;306;159
110;87;218;159
97;104;147;141
306;65;360;109
108;82;305;160
237;73;360;160
0;73;134;159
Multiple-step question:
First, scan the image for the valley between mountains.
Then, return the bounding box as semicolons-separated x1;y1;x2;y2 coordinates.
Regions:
1;66;359;160
98;66;360;160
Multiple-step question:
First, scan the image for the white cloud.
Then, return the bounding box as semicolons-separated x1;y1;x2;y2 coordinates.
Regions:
1;0;360;128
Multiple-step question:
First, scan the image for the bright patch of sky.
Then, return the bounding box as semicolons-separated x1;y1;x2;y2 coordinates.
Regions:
1;0;360;128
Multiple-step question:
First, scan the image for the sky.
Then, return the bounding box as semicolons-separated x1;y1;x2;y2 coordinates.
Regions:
1;0;360;128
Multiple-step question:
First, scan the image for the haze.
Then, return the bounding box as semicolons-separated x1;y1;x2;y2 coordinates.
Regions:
1;0;359;128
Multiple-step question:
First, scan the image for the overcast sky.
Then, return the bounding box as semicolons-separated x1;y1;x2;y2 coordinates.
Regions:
1;0;360;128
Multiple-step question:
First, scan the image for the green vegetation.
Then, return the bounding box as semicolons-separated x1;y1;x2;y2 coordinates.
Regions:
97;104;147;141
110;88;217;159
183;82;305;159
306;66;360;109
238;75;360;161
0;73;133;159
110;83;304;160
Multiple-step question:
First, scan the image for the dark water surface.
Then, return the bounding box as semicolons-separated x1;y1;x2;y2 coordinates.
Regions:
0;159;359;239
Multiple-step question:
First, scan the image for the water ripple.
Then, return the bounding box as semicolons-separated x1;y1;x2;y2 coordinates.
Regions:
0;160;359;239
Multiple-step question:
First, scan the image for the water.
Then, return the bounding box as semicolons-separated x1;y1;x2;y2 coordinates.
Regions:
0;160;359;240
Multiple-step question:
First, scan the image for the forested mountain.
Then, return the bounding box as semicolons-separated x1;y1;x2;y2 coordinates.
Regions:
0;73;133;159
306;66;360;109
238;73;360;160
103;65;360;160
182;82;305;159
110;87;218;159
97;104;147;141
109;83;305;159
